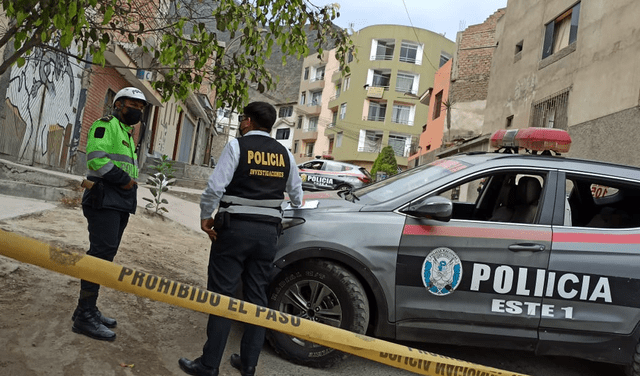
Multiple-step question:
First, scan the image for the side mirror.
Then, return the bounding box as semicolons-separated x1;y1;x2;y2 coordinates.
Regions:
402;196;452;222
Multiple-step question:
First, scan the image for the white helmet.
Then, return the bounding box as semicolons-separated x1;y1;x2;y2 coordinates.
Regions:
113;87;148;106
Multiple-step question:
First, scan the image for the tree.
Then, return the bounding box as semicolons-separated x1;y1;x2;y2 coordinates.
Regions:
370;146;399;181
1;0;354;111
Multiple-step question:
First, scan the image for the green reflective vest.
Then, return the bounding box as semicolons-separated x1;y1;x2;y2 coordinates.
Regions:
86;115;138;179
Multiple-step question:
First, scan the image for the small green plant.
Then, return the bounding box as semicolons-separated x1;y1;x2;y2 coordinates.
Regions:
370;146;399;181
143;155;177;214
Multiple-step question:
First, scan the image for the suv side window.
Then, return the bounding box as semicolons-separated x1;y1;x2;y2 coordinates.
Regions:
300;161;324;170
325;162;344;172
564;175;640;228
433;171;547;224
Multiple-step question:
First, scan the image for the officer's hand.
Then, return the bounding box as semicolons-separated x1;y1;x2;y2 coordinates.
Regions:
121;179;138;190
201;218;217;241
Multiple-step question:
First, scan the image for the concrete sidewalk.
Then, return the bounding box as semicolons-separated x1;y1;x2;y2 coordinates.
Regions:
0;194;57;221
0;187;202;232
0;157;205;232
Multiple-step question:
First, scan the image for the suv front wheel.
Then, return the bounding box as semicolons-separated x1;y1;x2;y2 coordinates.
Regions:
267;260;370;368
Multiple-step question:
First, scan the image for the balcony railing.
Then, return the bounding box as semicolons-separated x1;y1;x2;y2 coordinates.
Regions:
391;118;414;126
373;54;394;61
366;115;385;122
399;56;417;64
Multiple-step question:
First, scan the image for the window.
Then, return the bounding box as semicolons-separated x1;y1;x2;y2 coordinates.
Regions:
216;107;230;119
103;89;116;115
310;91;322;106
304;142;315;157
330;111;337;127
432;172;548;224
530;88;570;129
347;50;354;63
396;72;418;94
278;106;293;118
275;128;290;140
328;138;334;154
304;67;309;80
336;131;343;147
392;103;413;125
358;130;383;153
293;140;299;153
307;117;318;131
300;92;306;105
371;69;391;88
343;76;350;91
296;116;303;129
400;41;420;64
506;115;514;128
368;101;386;122
371;39;395;61
564;175;640;228
439;52;451;67
325;162;346;172
339;103;347;119
335;85;341;99
301;160;324;170
433;90;443;119
388;134;410;157
313;66;325;81
542;2;580;59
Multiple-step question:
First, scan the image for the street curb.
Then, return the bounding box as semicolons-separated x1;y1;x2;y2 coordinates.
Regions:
0;180;80;202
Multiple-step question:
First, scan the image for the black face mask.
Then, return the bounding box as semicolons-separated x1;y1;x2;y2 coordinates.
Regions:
122;108;143;125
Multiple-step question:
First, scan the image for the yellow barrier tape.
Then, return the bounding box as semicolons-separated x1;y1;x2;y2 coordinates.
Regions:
0;229;529;376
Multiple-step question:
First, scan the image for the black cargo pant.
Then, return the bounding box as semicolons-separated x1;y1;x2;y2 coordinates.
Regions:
201;217;279;369
78;205;130;309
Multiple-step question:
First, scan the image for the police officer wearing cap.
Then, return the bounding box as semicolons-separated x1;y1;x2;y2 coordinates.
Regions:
179;101;303;376
71;87;147;341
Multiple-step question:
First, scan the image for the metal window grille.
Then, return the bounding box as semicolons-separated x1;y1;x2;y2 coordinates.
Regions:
529;88;570;129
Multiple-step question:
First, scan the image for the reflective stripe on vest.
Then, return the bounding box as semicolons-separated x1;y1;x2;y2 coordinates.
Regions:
219;194;284;218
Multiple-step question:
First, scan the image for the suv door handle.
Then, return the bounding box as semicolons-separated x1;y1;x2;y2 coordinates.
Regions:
508;243;546;252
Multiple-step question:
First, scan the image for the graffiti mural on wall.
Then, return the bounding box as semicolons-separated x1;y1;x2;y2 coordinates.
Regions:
3;40;82;167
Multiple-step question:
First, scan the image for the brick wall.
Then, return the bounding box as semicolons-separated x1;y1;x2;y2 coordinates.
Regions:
79;65;129;151
451;8;505;103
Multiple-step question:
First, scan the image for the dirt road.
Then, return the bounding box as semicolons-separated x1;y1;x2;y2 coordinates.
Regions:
0;200;622;376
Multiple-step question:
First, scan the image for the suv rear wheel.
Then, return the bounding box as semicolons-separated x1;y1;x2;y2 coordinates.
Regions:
267;260;369;368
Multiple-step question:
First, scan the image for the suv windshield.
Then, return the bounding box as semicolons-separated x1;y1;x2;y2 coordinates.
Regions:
353;158;471;203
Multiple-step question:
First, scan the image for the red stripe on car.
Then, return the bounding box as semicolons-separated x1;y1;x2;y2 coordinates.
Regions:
553;232;640;244
403;224;551;241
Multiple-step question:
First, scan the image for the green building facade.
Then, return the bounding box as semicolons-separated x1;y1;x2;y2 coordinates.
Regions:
325;25;455;169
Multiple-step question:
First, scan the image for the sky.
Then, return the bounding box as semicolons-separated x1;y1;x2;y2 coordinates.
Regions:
322;0;508;42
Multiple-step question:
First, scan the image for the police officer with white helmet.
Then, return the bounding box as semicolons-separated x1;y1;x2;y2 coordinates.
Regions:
71;87;148;341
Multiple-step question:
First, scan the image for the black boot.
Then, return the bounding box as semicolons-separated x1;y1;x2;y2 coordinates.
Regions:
178;357;218;376
72;308;116;341
71;306;117;328
230;354;255;376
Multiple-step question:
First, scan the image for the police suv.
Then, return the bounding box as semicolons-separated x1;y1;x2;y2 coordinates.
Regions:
268;128;640;375
297;159;371;191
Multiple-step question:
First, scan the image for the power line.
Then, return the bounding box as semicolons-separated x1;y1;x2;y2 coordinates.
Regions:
400;0;438;71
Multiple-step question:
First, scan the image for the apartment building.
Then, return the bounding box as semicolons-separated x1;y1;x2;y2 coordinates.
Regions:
323;25;455;170
407;59;452;168
484;0;640;166
271;102;297;152
291;50;340;163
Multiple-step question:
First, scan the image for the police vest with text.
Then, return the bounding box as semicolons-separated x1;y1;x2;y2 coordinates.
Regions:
220;136;290;223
